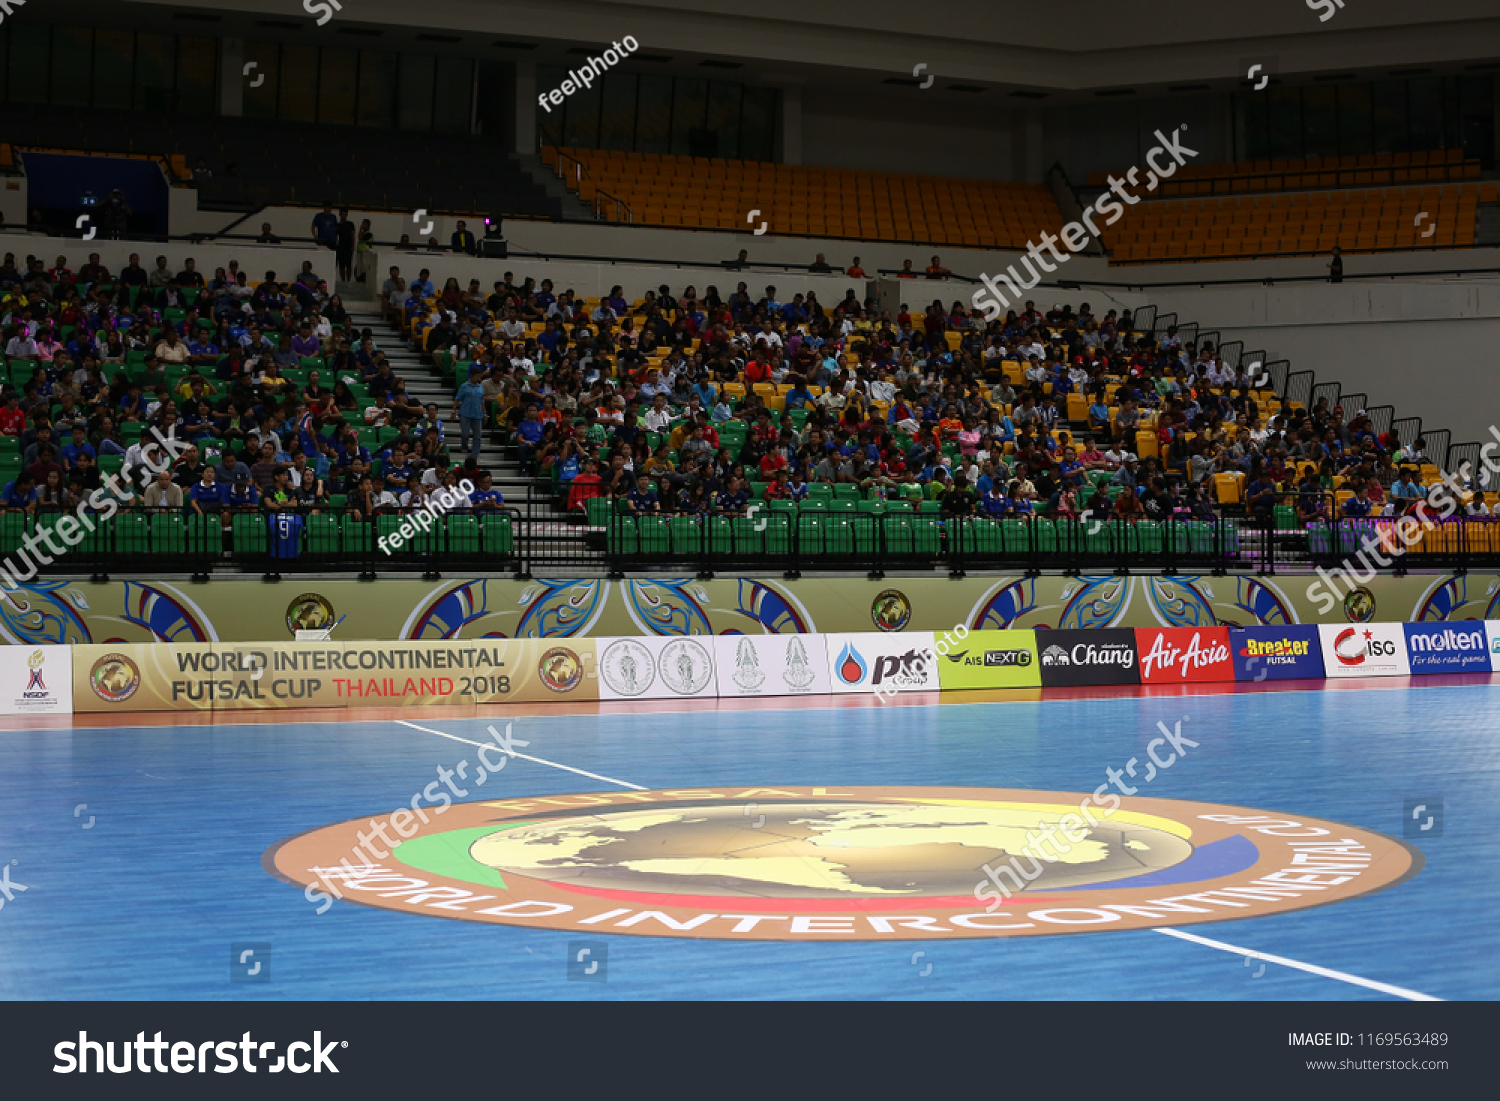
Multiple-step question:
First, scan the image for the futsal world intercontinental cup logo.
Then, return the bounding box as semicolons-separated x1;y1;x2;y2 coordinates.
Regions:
268;786;1420;940
24;649;46;694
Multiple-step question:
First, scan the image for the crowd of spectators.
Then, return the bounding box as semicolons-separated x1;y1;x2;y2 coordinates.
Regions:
0;250;506;530
389;265;1484;529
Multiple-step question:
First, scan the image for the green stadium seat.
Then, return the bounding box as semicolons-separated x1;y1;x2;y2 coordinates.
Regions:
707;515;733;555
480;514;513;555
797;513;826;555
637;516;671;555
0;512;27;554
762;511;793;554
151;511;186;554
115;511;151;553
806;484;833;503
305;513;341;555
341;515;371;554
607;515;639;556
882;515;914;555
1032;518;1057;553
670;516;704;555
1001;519;1031;554
732;515;763;555
911;515;941;555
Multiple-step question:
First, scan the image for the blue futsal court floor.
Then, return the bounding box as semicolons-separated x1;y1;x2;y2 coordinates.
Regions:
0;681;1494;1001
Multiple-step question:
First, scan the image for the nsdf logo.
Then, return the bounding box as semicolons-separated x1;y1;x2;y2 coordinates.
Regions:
1036;629;1140;688
1402;623;1490;675
1230;626;1324;682
1134;628;1234;684
1317;623;1409;678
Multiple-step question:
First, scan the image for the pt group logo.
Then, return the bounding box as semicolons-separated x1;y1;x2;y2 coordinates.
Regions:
267;786;1422;940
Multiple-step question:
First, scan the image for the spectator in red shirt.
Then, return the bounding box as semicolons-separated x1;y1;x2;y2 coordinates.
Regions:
925;255;950;279
847;257;867;278
0;393;26;436
897;260;916;279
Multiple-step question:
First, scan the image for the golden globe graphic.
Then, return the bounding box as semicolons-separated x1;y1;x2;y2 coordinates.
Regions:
268;786;1420;940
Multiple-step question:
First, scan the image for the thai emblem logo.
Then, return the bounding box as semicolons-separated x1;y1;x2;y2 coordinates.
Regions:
600;639;653;696
1343;587;1375;623
732;637;766;691
1041;645;1071;666
25;649;45;691
89;654;142;703
783;636;816;690
286;593;335;636
269;786;1423;941
872;589;912;632
835;642;869;684
538;647;584;693
658;638;713;695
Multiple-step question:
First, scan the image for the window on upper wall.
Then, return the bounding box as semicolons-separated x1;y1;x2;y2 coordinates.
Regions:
1231;74;1494;168
537;66;779;163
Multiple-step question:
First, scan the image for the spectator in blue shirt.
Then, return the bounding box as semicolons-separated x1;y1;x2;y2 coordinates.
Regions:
470;472;505;510
623;475;659;514
225;472;260;511
1341;483;1373;518
452;367;488;464
1;473;37;512
979;485;1012;517
61;426;96;469
311;203;339;248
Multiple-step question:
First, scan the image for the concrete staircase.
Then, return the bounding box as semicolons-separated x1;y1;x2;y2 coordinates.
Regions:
347;307;607;575
516;151;598;222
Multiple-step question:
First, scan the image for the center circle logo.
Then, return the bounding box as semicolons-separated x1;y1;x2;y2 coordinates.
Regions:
89;654;142;703
266;786;1420;940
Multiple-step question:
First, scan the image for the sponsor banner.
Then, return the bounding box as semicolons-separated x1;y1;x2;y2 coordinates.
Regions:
713;634;830;697
1317;623;1409;678
1035;629;1141;687
73;640;599;712
1229;626;1324;682
74;643;216;712
0;645;73;715
934;630;1041;690
825;632;939;695
1402;622;1490;675
596;635;717;701
1134;628;1235;684
1486;621;1500;672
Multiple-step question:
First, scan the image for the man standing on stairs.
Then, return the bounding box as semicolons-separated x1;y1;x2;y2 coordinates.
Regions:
453;365;487;466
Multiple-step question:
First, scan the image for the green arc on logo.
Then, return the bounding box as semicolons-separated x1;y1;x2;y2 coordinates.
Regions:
391;822;540;889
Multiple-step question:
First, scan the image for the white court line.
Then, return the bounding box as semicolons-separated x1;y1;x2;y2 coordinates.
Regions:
394;719;647;790
1154;927;1442;1001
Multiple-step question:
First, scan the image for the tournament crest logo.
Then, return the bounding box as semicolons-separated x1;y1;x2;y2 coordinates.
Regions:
269;786;1421;941
871;589;912;632
89;653;141;703
538;646;584;693
1343;586;1375;623
286;593;335;636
